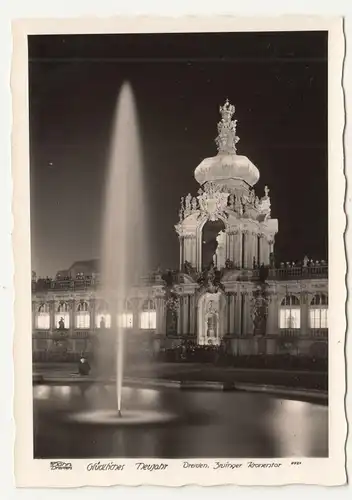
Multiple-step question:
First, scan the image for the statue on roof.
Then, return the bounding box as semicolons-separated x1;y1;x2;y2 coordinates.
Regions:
258;185;271;220
215;99;240;155
185;193;192;213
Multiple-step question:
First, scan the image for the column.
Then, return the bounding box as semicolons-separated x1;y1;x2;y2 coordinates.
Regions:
177;296;182;335
189;294;195;335
244;231;252;269
89;298;96;332
182;295;189;335
242;231;247;268
242;292;251;335
160;298;166;335
301;292;309;336
49;300;55;331
263;238;269;266
229;294;235;334
251;232;257;268
234;231;241;268
69;299;75;333
179;237;184;270
266;293;276;335
235;291;241;335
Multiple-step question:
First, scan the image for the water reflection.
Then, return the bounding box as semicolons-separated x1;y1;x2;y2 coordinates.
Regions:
33;384;328;459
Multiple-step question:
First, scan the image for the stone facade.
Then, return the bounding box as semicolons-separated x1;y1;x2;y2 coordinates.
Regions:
32;99;328;360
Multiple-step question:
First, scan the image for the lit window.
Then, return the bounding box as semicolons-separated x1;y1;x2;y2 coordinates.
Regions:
117;313;133;328
280;295;301;329
310;294;328;329
96;313;111;328
55;302;70;329
36;303;50;330
140;299;156;330
76;301;90;329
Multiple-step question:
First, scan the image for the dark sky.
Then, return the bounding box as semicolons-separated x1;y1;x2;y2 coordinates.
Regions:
28;31;328;277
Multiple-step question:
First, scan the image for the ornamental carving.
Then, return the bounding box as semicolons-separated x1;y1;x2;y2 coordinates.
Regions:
197;182;229;222
251;285;269;336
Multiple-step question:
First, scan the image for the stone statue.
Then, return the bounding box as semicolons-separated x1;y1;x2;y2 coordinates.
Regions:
191;197;198;211
185;193;192;212
213;230;226;269
58;317;65;330
303;255;309;267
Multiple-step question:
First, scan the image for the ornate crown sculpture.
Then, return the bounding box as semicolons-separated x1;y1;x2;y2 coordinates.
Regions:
215;98;240;155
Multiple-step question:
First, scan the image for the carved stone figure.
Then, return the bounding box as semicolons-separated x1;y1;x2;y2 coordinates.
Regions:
251;287;269;335
213;230;226;269
215;99;240;154
185;193;192;212
191;197;198;211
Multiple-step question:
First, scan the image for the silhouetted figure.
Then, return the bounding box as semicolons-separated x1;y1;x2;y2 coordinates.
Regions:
269;252;275;268
58;317;65;330
259;264;269;283
78;355;91;376
100;317;106;329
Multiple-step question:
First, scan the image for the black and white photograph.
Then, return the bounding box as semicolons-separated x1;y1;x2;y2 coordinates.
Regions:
12;16;346;487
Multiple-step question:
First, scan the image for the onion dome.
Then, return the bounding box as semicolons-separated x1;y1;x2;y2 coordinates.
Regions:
194;99;260;188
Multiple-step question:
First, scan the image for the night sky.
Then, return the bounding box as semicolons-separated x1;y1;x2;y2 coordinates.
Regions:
28;31;328;278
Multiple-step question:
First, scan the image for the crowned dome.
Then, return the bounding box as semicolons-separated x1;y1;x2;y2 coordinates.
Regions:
194;99;260;188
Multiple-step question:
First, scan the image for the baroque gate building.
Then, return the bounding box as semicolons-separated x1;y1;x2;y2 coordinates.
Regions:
32;100;328;360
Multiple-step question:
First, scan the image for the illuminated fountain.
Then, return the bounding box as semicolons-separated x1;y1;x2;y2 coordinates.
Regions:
68;82;175;426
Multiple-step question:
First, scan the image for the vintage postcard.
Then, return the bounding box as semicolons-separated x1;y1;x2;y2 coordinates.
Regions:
12;16;346;487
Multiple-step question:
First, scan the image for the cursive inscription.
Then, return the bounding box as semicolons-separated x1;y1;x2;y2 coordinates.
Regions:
183;462;209;468
135;462;168;471
247;461;282;468
213;461;242;470
87;461;125;471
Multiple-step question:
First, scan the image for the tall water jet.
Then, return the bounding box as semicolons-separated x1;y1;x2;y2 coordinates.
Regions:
99;82;149;414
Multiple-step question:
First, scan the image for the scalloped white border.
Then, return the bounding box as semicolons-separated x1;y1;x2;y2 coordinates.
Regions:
11;15;346;487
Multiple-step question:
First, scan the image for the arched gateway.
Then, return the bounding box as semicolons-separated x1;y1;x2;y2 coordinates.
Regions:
174;99;278;346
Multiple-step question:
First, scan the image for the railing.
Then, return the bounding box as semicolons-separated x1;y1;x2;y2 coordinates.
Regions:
33;330;51;339
310;328;328;338
279;328;328;339
279;329;300;337
268;265;328;280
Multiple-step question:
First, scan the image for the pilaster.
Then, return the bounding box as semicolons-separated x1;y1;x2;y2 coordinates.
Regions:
301;291;309;336
229;294;235;333
182;295;189;334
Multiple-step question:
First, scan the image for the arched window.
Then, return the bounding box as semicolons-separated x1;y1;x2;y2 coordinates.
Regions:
76;301;90;329
310;294;328;329
96;300;111;329
117;300;133;329
280;295;301;329
55;302;70;329
36;303;50;330
140;299;156;330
